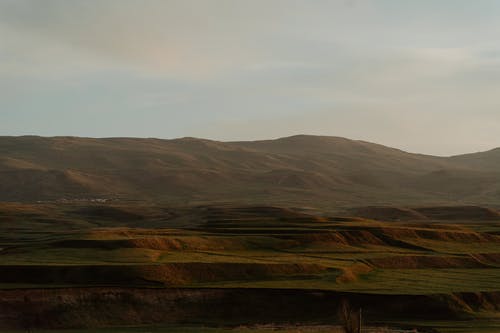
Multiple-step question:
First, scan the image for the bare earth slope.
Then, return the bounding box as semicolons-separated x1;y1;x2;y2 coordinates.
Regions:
1;135;500;206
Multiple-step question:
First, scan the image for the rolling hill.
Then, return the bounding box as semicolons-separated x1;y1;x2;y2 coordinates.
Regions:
1;135;500;207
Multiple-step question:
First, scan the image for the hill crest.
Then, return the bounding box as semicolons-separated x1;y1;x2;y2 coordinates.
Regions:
1;135;499;206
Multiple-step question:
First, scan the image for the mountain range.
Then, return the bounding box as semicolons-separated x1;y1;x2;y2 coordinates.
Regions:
1;135;499;207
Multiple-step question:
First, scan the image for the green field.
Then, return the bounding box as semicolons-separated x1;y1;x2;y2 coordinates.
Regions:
1;203;500;332
2;204;499;295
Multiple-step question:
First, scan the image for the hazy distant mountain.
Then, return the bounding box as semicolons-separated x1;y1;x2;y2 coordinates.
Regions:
1;135;499;207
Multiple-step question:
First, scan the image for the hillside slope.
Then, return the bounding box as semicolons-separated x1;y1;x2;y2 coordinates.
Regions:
1;135;499;206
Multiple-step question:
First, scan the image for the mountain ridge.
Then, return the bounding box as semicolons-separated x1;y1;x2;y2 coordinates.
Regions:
3;134;499;157
1;135;499;206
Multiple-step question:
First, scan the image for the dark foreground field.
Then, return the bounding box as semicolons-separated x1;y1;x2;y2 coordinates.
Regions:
1;202;499;332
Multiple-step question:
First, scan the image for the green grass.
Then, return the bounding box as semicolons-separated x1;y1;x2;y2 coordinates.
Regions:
1;204;500;308
186;268;500;294
1;203;500;333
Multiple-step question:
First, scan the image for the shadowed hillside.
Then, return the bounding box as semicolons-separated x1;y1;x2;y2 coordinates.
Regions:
1;135;500;206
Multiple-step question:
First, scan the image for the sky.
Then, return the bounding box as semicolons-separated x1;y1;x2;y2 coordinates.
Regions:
1;0;500;156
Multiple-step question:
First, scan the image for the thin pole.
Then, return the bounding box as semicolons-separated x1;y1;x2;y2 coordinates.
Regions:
358;308;362;333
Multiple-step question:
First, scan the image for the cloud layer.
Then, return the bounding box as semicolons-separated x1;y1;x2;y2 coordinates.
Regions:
1;0;500;155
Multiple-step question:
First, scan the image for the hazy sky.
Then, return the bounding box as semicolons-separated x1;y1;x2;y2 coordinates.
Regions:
1;0;500;156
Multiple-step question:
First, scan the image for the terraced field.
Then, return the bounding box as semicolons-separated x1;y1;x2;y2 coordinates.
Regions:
0;202;499;331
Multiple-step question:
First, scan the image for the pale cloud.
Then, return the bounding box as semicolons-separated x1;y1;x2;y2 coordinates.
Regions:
1;0;500;155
